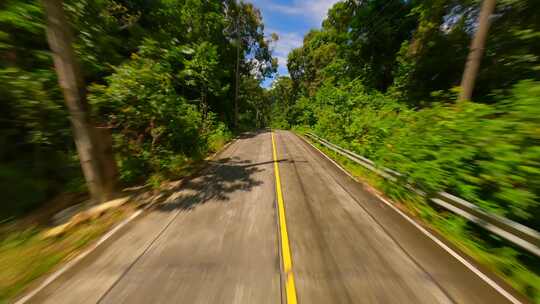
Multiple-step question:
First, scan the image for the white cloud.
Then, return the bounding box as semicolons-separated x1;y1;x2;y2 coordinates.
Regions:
252;0;342;81
267;29;303;75
255;0;341;25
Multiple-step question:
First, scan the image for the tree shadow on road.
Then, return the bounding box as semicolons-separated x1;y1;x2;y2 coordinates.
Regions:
153;156;287;212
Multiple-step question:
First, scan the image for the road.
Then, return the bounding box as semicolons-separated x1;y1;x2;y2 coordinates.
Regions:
23;130;524;304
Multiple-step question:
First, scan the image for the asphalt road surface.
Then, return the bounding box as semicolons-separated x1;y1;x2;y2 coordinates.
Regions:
23;130;525;304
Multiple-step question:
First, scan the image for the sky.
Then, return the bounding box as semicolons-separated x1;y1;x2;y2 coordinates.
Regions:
249;0;341;87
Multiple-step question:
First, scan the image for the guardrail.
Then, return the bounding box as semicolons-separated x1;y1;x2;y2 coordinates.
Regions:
304;132;540;257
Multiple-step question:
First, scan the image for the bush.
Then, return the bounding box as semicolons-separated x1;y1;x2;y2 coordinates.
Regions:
0;67;81;220
304;80;539;227
300;79;540;301
89;43;233;185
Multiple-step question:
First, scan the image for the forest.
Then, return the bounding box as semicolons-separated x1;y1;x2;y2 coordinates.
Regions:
270;0;539;230
1;0;539;301
1;0;275;220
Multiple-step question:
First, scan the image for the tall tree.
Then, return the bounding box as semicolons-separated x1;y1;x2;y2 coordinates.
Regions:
42;0;114;203
234;10;241;128
459;0;497;101
225;0;277;127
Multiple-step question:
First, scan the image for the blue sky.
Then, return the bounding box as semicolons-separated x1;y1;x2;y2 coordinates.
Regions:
249;0;341;87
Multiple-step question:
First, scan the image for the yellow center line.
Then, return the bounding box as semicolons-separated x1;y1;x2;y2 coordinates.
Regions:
271;131;298;304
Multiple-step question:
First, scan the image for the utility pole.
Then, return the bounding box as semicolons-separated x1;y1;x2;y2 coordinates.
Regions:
458;0;496;101
42;0;115;203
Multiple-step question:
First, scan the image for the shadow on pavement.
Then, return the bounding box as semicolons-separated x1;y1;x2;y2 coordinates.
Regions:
154;156;288;212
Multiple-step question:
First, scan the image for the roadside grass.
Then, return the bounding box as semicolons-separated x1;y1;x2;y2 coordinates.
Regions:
146;131;233;190
300;132;540;304
0;206;131;303
0;133;235;303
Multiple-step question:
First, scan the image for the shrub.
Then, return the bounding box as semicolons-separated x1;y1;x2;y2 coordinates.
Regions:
306;80;539;227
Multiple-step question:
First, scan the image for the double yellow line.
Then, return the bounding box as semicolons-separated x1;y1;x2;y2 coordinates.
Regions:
271;132;298;304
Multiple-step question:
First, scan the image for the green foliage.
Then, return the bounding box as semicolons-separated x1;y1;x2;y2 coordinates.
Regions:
392;0;540;103
1;0;276;219
205;118;233;153
287;0;417;96
90;48;199;183
297;79;539;226
0;28;79;219
0;208;127;302
269;76;297;129
238;76;270;130
275;0;540;230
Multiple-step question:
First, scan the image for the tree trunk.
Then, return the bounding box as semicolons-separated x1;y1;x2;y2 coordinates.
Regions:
200;87;209;132
42;0;115;203
459;0;496;101
234;23;240;129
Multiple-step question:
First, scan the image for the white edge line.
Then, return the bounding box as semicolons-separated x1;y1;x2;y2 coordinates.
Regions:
14;138;238;304
299;133;523;304
14;136;241;304
14;209;143;304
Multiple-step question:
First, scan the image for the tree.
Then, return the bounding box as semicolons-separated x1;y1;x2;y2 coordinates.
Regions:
42;0;114;203
459;0;497;101
1;0;277;218
179;42;226;120
238;76;269;128
225;0;277;128
268;76;297;128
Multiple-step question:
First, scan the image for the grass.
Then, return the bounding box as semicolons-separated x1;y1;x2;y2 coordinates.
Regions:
0;207;131;303
0;133;235;303
301;132;540;304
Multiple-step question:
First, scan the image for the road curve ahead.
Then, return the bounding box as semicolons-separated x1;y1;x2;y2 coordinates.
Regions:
25;130;523;304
